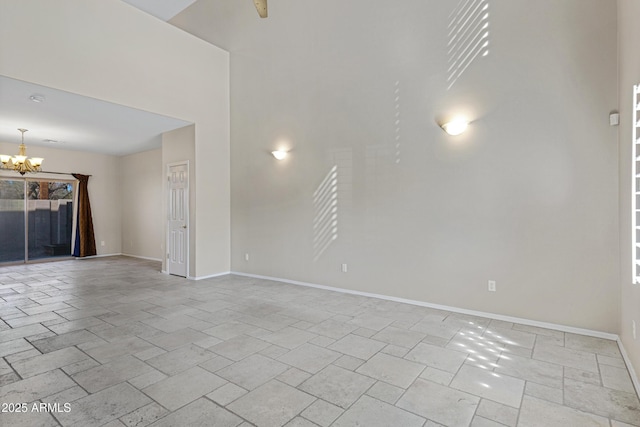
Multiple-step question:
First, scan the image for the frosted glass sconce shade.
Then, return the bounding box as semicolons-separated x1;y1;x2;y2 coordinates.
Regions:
272;150;288;160
441;119;469;136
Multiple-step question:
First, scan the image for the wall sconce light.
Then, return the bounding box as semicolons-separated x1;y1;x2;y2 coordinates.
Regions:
272;150;288;160
440;118;469;136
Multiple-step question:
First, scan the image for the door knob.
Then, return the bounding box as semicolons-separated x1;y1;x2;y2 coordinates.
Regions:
182;225;187;229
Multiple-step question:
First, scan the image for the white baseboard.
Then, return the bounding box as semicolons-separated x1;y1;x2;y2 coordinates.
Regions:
121;253;162;262
75;252;122;259
617;338;640;397
157;269;230;280
230;271;619;341
77;253;161;262
189;271;231;281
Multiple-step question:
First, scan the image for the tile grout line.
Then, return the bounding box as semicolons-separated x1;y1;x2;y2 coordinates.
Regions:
231;271;619;341
2;258;639;426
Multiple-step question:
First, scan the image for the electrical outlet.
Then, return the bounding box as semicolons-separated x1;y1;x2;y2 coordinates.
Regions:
245;253;249;262
633;320;637;340
101;241;105;247
341;263;348;273
488;280;496;292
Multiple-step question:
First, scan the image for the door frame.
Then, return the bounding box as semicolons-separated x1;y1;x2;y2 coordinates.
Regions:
166;160;189;278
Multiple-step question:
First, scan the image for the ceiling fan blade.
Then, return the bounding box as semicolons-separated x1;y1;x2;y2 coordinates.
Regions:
253;0;267;18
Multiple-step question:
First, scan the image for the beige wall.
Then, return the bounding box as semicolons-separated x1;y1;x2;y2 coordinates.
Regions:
120;147;163;261
0;0;230;277
175;0;620;332
0;142;121;256
618;0;640;383
0;142;185;265
162;125;197;275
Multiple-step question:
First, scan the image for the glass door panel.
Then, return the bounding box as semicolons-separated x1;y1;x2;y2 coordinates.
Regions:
27;181;74;261
0;180;26;263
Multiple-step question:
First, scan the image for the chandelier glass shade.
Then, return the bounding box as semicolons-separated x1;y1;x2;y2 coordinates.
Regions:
0;129;44;175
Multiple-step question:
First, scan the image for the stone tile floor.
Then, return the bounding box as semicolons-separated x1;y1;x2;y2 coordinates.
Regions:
0;256;639;426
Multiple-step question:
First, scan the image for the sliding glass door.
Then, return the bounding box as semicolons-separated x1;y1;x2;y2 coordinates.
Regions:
0;178;74;264
27;181;74;261
0;180;26;263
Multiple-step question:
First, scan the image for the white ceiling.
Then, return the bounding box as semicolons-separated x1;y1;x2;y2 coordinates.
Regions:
0;76;191;156
120;0;198;21
0;1;198;157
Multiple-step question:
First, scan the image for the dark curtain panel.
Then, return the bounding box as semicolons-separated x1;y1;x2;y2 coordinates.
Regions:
72;174;97;257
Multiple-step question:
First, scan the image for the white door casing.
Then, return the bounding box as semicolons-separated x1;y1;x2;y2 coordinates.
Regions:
167;162;188;277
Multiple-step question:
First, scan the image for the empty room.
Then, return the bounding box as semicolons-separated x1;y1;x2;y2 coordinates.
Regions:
1;0;640;426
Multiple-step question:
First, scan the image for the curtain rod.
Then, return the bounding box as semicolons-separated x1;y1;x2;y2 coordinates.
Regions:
39;171;93;177
0;171;92;177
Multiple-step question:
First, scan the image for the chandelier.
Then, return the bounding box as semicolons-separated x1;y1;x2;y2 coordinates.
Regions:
0;129;44;175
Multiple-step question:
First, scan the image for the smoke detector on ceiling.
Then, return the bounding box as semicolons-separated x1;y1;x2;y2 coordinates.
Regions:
29;94;46;103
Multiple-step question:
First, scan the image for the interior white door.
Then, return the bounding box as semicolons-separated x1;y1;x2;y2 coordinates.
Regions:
168;163;188;277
